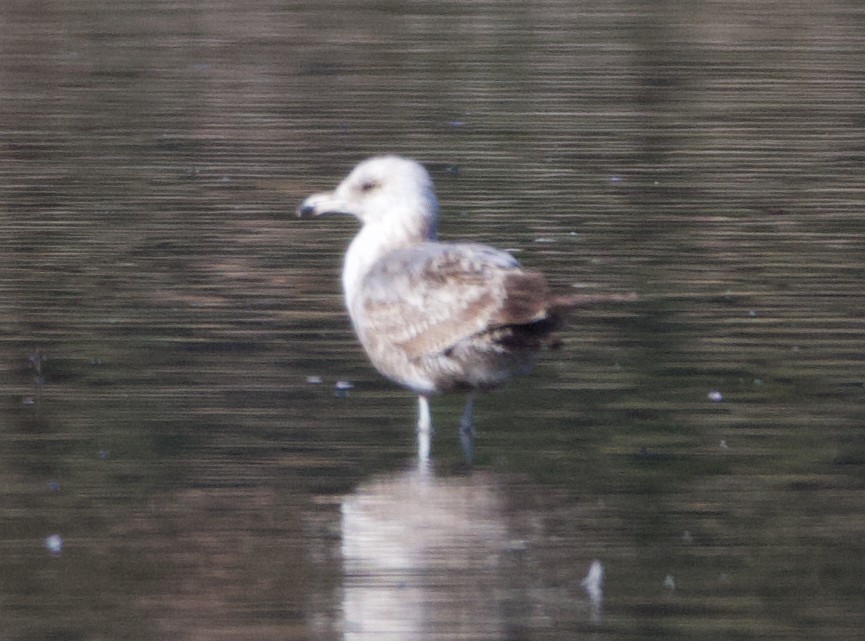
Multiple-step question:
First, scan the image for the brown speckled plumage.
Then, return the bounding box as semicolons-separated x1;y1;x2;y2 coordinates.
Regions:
297;155;631;460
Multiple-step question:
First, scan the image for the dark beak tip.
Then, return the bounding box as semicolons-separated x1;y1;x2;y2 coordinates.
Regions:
297;203;316;219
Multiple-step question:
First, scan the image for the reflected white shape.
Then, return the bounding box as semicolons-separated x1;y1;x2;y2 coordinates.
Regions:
581;559;604;603
580;559;604;623
340;466;508;639
328;465;613;638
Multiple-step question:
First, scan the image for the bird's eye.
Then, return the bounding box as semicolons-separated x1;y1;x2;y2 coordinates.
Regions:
359;180;377;193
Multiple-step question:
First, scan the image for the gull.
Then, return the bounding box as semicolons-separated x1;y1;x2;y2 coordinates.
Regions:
297;155;631;461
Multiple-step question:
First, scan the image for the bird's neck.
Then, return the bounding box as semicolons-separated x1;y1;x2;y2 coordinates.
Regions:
342;218;436;310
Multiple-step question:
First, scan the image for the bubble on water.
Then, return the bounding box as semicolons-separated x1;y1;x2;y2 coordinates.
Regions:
334;380;353;398
44;534;63;556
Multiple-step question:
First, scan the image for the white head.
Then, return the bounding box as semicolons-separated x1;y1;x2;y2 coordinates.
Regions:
298;156;442;308
297;155;439;242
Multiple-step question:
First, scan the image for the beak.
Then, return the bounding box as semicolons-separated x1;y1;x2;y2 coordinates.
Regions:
296;200;318;218
296;191;356;218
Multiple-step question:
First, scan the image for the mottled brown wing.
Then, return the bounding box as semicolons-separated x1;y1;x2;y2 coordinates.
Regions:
358;242;538;360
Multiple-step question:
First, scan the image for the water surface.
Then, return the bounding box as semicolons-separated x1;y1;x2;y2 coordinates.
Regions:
1;1;864;639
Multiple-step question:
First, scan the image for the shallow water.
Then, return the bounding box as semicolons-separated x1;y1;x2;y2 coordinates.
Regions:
1;0;865;639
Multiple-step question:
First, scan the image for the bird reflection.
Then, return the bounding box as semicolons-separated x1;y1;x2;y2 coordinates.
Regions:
338;463;605;639
340;465;508;639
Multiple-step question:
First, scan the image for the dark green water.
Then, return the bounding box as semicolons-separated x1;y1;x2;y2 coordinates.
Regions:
1;0;864;639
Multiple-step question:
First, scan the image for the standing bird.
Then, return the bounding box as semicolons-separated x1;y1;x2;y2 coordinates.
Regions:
297;156;629;461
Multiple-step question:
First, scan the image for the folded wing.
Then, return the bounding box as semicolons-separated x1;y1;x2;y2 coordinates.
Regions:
354;242;558;361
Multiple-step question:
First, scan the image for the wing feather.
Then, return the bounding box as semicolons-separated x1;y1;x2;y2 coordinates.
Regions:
355;242;526;360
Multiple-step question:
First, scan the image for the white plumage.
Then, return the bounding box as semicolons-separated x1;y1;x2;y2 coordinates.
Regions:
298;155;606;460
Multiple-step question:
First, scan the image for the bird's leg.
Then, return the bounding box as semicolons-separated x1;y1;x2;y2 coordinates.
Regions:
417;394;432;462
458;390;476;463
